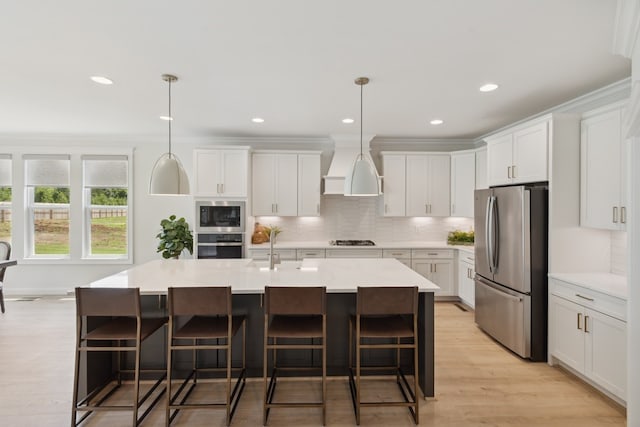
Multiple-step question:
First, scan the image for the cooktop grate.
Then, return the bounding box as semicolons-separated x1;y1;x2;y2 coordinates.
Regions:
331;240;376;246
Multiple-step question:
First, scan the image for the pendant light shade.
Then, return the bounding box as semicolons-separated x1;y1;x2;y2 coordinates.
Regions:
344;77;380;196
149;74;190;195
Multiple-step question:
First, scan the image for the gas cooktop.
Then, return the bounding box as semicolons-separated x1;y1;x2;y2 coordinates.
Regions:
329;240;376;246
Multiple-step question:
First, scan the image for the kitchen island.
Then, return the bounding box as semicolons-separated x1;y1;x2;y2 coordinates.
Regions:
86;258;439;397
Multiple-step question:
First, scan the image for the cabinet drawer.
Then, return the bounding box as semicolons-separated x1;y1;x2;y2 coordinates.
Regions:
325;249;383;258
248;249;297;261
411;249;453;259
296;249;326;259
459;253;475;265
383;249;411;259
549;278;626;321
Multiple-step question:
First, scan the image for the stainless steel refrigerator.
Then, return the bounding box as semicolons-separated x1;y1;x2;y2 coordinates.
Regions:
474;185;548;361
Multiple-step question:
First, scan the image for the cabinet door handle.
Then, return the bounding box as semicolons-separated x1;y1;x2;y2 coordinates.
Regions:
217;183;221;193
584;315;590;333
275;203;278;213
317;203;320;214
271;203;275;213
433;264;437;273
577;313;582;330
575;294;594;302
621;206;626;224
613;206;618;223
425;204;428;214
507;166;511;179
220;183;224;194
512;165;516;178
429;204;432;214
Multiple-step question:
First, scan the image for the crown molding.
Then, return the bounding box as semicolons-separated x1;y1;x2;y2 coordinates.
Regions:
475;78;631;142
613;0;640;57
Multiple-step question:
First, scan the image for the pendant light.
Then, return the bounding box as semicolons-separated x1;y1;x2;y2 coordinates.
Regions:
344;77;380;196
149;74;190;195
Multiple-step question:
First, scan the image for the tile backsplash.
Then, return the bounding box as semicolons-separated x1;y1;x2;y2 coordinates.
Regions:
253;195;474;243
610;231;627;275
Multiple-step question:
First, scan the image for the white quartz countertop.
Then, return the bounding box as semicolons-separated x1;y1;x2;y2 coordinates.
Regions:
248;240;475;253
548;272;627;300
88;258;439;294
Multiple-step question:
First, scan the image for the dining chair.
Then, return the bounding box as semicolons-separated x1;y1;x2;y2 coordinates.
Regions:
0;241;11;313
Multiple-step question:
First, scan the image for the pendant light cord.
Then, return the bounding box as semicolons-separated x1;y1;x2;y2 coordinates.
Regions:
168;78;172;158
360;81;363;158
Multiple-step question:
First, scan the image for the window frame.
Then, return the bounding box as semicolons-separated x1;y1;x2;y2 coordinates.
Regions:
82;155;130;260
6;147;134;265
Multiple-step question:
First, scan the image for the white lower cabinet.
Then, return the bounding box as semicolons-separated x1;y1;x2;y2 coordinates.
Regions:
548;278;626;403
411;249;454;296
325;249;383;258
457;255;475;308
247;249;297;261
296;249;325;259
383;249;412;268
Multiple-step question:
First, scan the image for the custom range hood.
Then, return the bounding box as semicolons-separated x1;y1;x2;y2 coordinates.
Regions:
323;134;382;195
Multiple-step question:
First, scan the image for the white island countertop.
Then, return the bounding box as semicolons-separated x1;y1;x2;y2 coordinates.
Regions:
88;258;439;295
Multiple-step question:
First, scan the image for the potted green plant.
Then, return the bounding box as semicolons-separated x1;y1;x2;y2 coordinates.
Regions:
156;215;194;259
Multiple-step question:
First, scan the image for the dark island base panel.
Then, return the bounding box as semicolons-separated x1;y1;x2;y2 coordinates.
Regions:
81;293;435;398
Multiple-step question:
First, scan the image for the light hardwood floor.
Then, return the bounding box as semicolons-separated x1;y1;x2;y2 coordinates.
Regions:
0;298;626;426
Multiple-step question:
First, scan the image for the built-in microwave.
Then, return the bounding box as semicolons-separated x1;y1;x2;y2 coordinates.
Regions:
196;201;245;233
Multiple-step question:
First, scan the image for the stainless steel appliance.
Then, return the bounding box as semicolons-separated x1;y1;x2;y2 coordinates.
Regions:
474;185;548;361
196;233;244;259
329;240;376;246
196;201;245;233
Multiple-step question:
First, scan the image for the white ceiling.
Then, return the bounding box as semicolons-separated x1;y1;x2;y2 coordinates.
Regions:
0;0;631;141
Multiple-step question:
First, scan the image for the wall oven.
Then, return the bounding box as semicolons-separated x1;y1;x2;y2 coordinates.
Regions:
196;233;244;259
196;201;246;259
196;201;245;233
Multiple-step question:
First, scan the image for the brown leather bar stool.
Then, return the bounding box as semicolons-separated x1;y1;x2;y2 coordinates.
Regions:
72;287;167;426
349;286;420;425
263;286;327;425
166;286;246;426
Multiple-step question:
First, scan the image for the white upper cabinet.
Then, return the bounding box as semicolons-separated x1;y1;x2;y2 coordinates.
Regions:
252;151;321;217
381;152;450;217
475;147;488;190
297;154;321;216
252;153;298;216
406;154;450;217
450;151;475;218
193;148;249;197
381;154;406;216
486;120;549;186
580;106;627;230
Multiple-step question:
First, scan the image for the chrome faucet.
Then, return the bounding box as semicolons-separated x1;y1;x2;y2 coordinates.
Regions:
268;229;280;270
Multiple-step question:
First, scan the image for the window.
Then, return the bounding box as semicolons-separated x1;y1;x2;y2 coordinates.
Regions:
83;156;129;258
0;155;11;246
25;155;70;257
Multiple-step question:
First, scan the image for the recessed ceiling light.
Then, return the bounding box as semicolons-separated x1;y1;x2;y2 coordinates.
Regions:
342;118;355;124
479;83;499;92
252;117;265;123
90;76;113;85
159;115;173;121
430;119;444;125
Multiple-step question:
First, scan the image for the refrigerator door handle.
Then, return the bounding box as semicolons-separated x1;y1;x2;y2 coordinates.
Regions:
486;195;498;273
491;196;499;272
485;196;494;273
